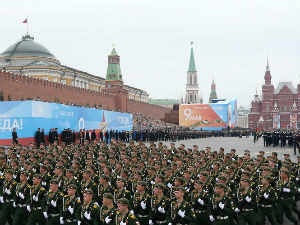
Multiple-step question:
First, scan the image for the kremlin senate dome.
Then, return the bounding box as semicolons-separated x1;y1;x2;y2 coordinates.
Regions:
1;34;55;59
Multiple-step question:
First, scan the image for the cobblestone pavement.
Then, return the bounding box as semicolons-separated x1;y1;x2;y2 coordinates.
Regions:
155;136;300;225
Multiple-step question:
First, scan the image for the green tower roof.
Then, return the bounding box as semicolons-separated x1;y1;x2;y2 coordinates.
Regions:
188;46;196;72
106;47;122;81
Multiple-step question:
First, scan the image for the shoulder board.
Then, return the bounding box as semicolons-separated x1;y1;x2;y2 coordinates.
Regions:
77;199;81;203
40;187;45;191
27;184;31;188
12;181;16;184
93;204;98;208
48;174;51;177
60;193;64;196
130;214;136;219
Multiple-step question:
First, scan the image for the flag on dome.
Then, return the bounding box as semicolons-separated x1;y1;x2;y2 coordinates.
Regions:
23;19;27;23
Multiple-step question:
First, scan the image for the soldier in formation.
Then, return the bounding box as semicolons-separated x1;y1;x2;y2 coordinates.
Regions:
3;138;300;225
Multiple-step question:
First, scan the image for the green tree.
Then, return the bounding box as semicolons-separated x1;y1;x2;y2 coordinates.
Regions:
7;95;11;101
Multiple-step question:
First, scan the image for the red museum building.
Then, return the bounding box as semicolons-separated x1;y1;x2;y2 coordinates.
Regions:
248;60;299;130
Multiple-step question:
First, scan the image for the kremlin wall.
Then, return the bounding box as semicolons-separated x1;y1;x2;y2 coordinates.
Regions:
0;34;171;120
0;70;170;119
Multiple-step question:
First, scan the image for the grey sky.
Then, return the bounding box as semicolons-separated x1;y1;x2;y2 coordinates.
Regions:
1;0;299;107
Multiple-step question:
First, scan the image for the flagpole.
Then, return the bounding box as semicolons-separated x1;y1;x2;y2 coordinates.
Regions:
27;17;28;34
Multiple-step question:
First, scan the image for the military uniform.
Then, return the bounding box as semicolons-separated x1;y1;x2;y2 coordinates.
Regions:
12;179;31;225
26;180;47;225
115;211;140;225
0;172;17;225
150;193;170;225
43;180;64;225
62;194;81;225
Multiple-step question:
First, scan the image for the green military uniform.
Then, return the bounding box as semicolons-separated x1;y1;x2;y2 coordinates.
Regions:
150;191;170;225
190;182;211;225
275;171;298;225
256;178;277;225
132;191;151;224
210;183;233;225
99;205;116;225
43;180;64;225
26;176;47;225
234;181;257;225
12;177;31;225
62;188;81;225
115;211;140;225
77;189;99;225
0;171;17;225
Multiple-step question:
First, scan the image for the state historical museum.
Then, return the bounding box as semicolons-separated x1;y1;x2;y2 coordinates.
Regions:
249;60;299;130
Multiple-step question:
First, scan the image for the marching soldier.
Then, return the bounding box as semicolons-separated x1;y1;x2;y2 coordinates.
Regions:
115;198;140;225
256;176;277;225
26;174;47;225
132;181;151;224
12;171;31;225
190;180;211;225
99;193;116;225
42;179;64;225
167;186;194;225
62;184;81;225
77;189;99;225
97;175;114;206
234;178;256;225
114;178;132;205
209;183;233;225
0;169;17;225
150;184;170;225
275;170;298;225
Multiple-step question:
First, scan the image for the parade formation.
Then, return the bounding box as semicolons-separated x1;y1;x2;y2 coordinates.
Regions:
0;135;300;225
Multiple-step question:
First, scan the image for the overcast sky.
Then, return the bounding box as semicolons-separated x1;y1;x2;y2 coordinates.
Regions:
1;0;299;107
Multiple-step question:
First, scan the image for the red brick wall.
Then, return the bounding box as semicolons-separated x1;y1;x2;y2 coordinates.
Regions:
0;71;171;119
0;71;116;109
127;99;171;119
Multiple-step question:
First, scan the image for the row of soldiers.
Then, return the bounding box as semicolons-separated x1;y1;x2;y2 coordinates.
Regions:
1;139;300;225
262;130;300;153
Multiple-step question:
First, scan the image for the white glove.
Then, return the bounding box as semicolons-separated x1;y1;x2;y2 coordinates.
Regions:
209;215;215;222
43;212;48;219
149;220;153;225
77;221;81;225
298;188;300;193
13;202;16;208
178;209;185;218
130;210;134;215
150;181;155;185
245;196;251;202
84;211;91;220
51;200;57;207
167;183;172;188
5;188;11;195
33;195;38;202
0;172;3;176
168;223;172;225
0;196;4;203
18;192;25;199
68;206;74;214
42;181;47;186
141;201;146;210
235;208;240;213
263;193;269;199
186;188;190;192
219;202;225;209
283;188;290;193
296;177;299;181
105;216;112;224
120;222;126;225
158;206;165;213
197;198;204;205
27;205;31;212
60;217;64;224
13;174;17;179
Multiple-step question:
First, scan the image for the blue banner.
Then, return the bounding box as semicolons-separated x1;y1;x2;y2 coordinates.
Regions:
0;101;133;140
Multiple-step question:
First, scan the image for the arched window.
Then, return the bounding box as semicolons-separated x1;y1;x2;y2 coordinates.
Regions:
190;75;193;84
